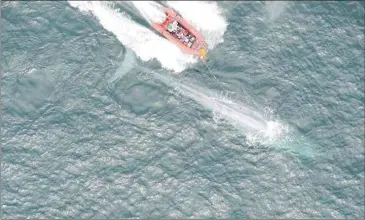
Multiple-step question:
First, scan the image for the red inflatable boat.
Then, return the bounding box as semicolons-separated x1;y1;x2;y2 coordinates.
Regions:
152;8;208;61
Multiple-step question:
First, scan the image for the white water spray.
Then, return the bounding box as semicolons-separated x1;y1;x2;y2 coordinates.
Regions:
147;68;289;144
68;1;194;72
68;1;227;73
68;1;294;148
130;1;166;24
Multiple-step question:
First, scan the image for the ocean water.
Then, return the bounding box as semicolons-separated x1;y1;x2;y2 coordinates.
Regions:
1;1;364;219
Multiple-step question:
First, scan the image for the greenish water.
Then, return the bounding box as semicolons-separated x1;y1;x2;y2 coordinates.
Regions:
1;1;364;219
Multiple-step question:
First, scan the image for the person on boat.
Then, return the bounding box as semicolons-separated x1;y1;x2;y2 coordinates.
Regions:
181;35;189;43
176;28;184;39
167;20;178;33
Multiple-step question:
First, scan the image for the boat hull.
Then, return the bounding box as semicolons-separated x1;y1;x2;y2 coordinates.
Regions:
152;8;208;57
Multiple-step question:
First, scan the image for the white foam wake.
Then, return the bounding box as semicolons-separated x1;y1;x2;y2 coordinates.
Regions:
147;68;289;144
130;1;166;25
68;1;227;72
108;49;136;83
68;1;195;72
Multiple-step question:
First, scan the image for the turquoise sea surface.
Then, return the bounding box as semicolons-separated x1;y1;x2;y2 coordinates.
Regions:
1;1;364;218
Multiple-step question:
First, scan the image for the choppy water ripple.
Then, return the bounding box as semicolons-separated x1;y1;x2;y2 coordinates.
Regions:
1;1;364;219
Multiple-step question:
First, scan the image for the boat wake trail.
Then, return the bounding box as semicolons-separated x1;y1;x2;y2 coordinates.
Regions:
150;68;318;157
130;1;166;25
147;68;290;146
108;49;136;83
69;1;316;157
68;1;227;73
68;1;192;72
